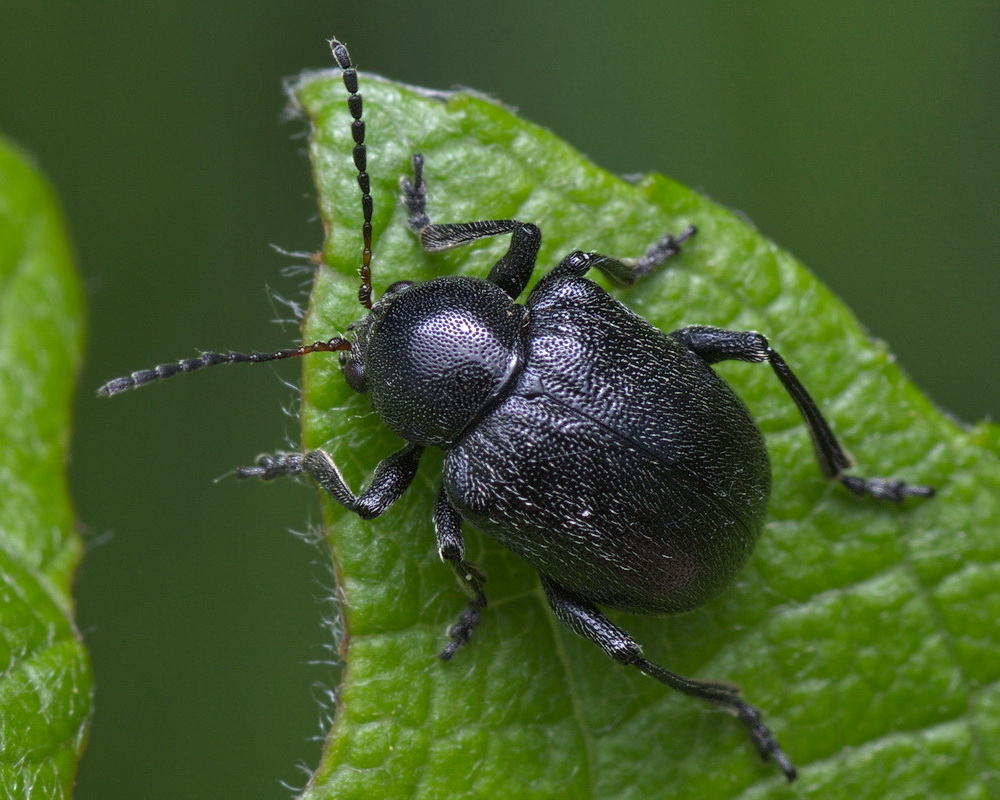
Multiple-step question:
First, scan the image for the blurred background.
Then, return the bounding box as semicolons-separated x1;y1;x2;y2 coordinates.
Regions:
1;1;997;797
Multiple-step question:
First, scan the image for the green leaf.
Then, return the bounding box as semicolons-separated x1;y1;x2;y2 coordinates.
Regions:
292;73;1000;799
0;138;91;797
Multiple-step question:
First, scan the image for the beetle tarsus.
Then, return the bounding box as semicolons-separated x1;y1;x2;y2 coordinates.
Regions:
401;153;430;232
439;604;483;661
625;224;699;281
236;452;303;481
839;475;936;502
736;702;797;781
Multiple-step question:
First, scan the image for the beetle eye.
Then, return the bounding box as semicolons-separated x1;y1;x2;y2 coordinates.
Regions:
341;356;367;393
384;280;414;295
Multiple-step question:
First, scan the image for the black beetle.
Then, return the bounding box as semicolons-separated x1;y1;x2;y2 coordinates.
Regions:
100;39;934;781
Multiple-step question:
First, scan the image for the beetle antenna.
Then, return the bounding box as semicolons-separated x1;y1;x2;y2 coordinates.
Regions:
97;338;351;397
330;39;374;310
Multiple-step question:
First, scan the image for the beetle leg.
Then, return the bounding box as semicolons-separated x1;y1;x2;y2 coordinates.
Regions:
604;224;699;285
400;154;541;299
672;325;935;501
433;488;489;661
539;575;797;782
546;224;697;287
236;443;424;519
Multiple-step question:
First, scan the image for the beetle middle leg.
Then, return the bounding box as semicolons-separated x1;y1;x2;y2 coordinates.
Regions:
434;488;488;661
672;325;935;501
546;226;697;288
539;575;797;781
593;225;699;286
401;154;541;300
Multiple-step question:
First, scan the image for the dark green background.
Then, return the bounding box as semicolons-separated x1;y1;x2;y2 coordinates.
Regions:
1;2;996;798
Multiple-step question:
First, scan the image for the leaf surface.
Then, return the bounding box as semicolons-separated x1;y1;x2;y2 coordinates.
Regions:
0;138;91;797
293;73;999;800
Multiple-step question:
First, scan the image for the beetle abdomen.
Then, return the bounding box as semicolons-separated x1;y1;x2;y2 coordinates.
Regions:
443;277;770;613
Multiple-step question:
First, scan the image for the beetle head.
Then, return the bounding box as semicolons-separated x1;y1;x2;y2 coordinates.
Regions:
340;275;525;447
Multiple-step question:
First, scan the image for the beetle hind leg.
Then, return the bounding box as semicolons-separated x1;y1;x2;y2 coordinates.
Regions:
540;575;797;782
434;488;489;661
672;325;935;501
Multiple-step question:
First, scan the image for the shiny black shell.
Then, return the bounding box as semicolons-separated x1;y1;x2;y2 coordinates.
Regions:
442;272;770;614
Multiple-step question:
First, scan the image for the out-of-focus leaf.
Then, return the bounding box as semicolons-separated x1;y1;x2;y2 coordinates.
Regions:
0;137;91;797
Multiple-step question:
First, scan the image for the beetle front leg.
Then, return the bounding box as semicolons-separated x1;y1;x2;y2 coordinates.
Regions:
401;154;541;300
237;443;424;519
433;488;488;661
672;325;935;501
539;575;797;782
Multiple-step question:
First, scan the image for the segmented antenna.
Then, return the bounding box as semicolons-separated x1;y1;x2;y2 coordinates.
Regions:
97;338;351;396
99;40;372;399
330;38;374;310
